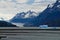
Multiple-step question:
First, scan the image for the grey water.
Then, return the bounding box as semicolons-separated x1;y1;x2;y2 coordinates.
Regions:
1;30;60;40
0;24;60;40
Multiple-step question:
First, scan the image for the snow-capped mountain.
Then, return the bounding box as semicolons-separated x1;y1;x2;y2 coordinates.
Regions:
24;0;60;27
10;10;38;23
13;10;38;19
24;10;38;18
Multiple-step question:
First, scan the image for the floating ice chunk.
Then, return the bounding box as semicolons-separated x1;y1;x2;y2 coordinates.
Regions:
39;25;48;29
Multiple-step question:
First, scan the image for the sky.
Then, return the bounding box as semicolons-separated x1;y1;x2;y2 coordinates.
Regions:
0;0;56;20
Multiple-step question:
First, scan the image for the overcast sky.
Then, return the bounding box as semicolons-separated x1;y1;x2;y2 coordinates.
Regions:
0;0;56;20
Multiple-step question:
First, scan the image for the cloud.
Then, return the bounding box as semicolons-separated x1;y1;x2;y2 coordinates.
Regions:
0;0;56;20
0;13;15;20
16;0;27;3
26;0;35;5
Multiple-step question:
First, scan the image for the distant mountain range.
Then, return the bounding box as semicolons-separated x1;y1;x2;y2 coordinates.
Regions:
10;0;60;27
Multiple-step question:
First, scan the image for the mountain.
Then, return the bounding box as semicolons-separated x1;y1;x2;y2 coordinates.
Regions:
0;20;17;27
10;10;38;23
10;0;60;27
24;0;60;27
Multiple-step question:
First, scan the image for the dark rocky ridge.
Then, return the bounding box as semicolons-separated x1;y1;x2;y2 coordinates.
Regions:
0;21;17;27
